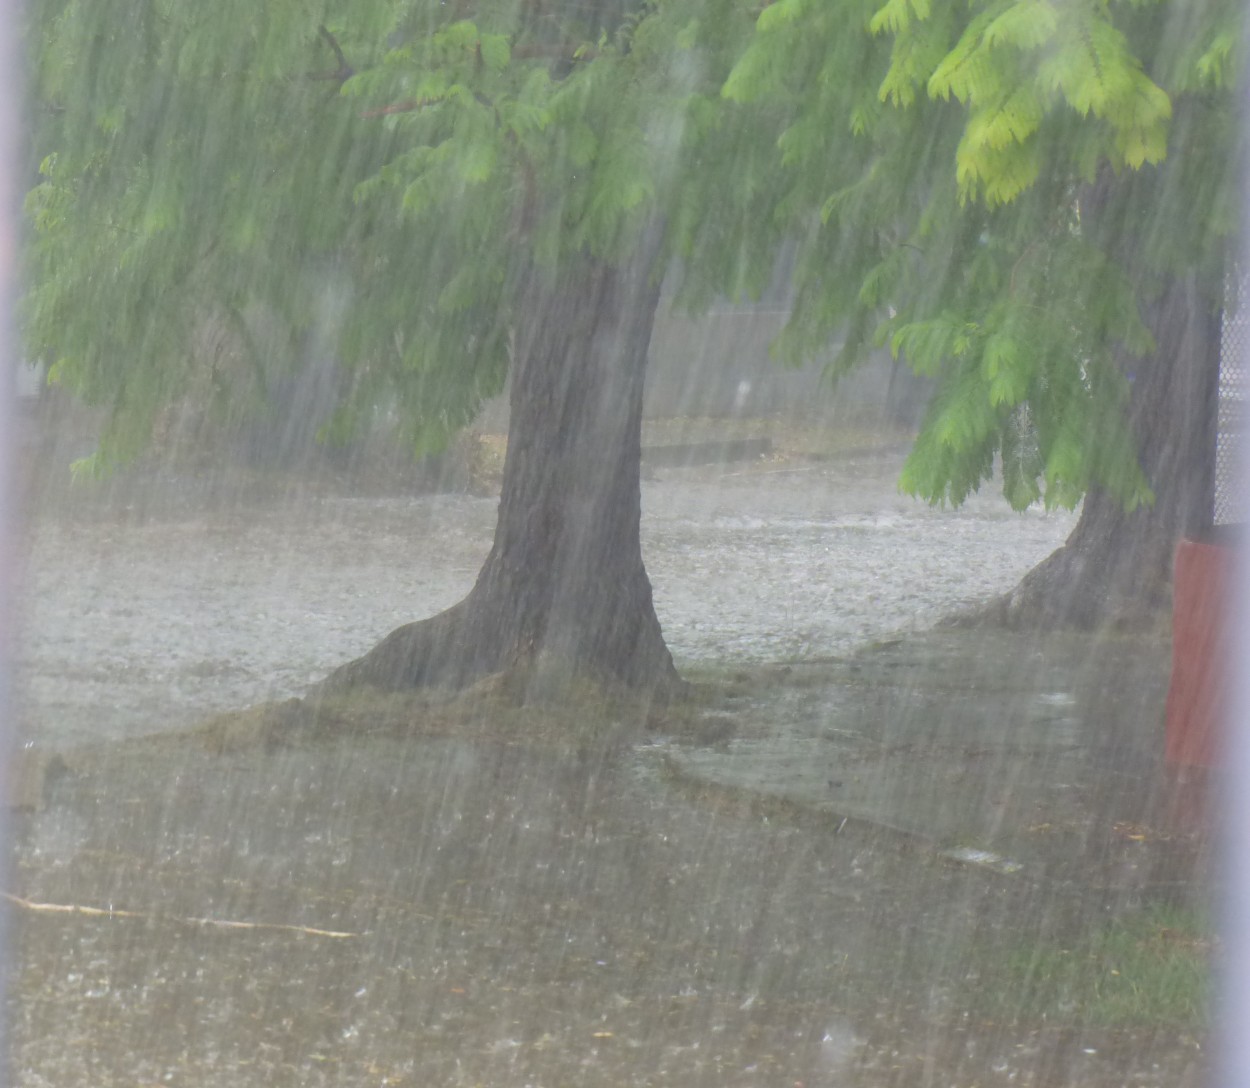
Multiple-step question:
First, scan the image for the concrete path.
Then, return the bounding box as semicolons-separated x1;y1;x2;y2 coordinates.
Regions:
665;627;1199;882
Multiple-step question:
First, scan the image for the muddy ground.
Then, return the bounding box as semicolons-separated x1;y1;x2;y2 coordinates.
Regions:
8;433;1213;1086
8;639;1211;1088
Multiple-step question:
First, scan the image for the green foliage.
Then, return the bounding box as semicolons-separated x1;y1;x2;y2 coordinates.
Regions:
23;0;756;465
22;0;1242;520
718;0;1240;510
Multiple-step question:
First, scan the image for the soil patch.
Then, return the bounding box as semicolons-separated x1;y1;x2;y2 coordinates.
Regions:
9;632;1213;1087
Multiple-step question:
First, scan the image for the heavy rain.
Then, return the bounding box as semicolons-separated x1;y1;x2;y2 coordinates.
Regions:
3;1;1246;1086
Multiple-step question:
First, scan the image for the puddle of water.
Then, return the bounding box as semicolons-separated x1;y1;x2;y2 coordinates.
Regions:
663;628;1172;858
18;455;1076;747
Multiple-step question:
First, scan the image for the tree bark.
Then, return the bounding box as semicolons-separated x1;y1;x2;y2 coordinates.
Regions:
986;270;1222;629
320;230;683;698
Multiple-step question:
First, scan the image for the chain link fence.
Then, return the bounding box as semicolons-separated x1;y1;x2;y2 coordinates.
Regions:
1217;275;1247;525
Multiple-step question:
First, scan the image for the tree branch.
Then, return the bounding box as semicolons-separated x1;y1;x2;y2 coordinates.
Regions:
1;891;361;939
361;89;498;120
311;24;354;83
511;42;597;61
360;98;437;119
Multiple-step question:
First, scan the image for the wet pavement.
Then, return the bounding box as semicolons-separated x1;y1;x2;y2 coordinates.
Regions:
666;628;1182;876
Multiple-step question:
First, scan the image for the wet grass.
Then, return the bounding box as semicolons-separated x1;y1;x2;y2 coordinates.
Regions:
184;679;654;753
173;659;815;763
982;905;1212;1030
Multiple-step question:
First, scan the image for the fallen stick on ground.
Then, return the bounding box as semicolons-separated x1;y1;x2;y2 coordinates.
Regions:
0;891;360;938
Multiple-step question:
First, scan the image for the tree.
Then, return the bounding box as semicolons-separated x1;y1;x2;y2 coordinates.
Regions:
24;0;773;697
720;0;1240;626
25;0;1240;716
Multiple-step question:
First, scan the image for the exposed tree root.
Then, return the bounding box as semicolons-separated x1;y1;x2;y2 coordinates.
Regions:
314;591;687;706
955;536;1173;633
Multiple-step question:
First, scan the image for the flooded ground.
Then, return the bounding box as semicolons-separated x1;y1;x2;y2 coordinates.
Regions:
9;442;1213;1086
17;445;1074;745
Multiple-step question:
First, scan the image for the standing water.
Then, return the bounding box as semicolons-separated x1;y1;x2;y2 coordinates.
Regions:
9;436;1211;1087
18;446;1074;745
10;1;1232;1084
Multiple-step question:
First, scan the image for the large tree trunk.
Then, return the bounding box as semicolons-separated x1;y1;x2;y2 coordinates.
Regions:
988;270;1222;629
320;232;682;698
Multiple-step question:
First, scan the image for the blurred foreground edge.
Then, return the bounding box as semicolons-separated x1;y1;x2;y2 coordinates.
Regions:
1222;26;1250;1086
0;0;18;1076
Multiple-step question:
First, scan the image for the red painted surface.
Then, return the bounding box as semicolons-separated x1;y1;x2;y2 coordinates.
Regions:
1165;535;1236;768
